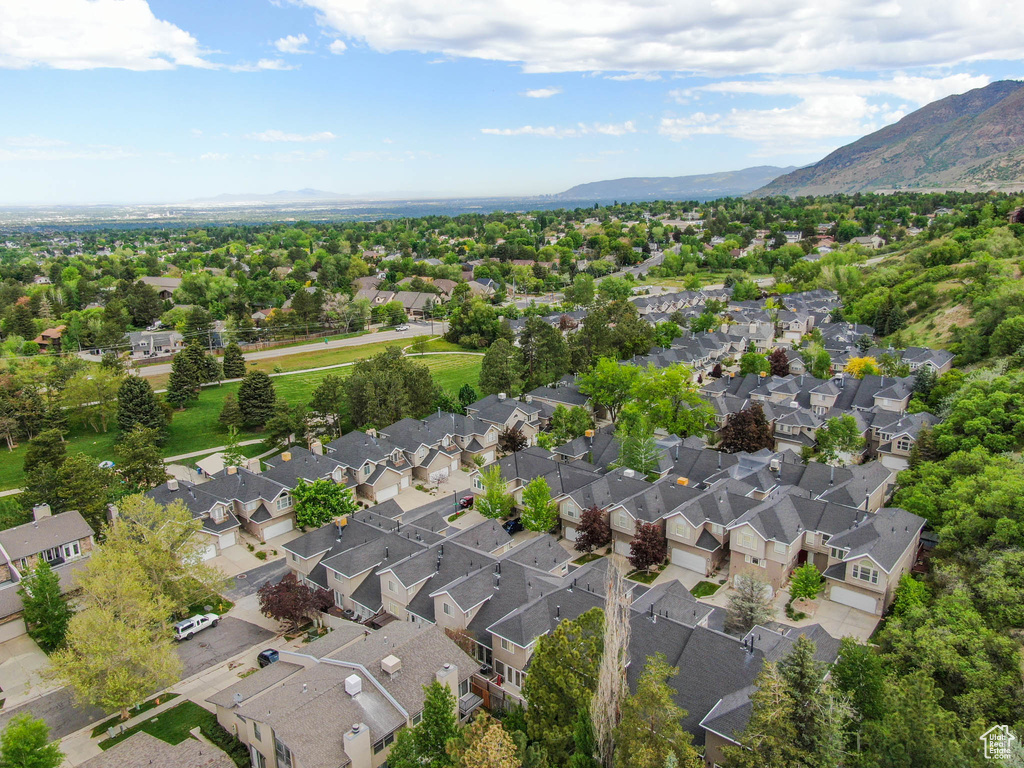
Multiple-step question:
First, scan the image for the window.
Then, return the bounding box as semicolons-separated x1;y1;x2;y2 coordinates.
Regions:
389;601;400;615
820;534;831;545
473;476;483;490
443;602;453;616
274;738;292;768
411;711;423;726
896;438;912;452
773;541;787;555
506;667;526;688
740;533;756;550
673;520;690;539
852;563;879;584
276;493;292;511
373;731;396;754
744;555;766;568
253;722;261;741
251;748;266;768
63;542;81;559
42;547;59;563
364;464;372;476
564;503;578;519
614;512;630;529
244;500;259;512
289;553;296;562
459;678;470;697
830;547;847;560
388;580;396;593
334;590;344;608
711;524;724;536
500;637;512;652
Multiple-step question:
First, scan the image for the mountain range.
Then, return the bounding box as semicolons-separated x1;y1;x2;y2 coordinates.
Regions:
554;166;796;201
754;80;1024;197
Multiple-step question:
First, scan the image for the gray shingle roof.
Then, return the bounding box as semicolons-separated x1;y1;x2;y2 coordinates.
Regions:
0;511;93;560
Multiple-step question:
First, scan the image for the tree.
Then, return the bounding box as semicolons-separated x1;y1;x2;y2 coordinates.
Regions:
458;383;478;411
767;348;790;377
498;426;527;453
222;426;245;469
594;559;631;768
726;574;773;634
62;368;122;432
549;405;594;444
33;453;113;533
22;429;65;475
113;426;168;491
520;317;570;390
476;464;513;520
628;522;666;573
788;562;823;603
578;359;640;424
165;348;200;408
523;608;604;764
614;654;700;768
115;376;166;437
104;494;226;617
218;393;244;430
0;714;64;768
479;339;524;396
718;405;774;453
807;344;832;380
48;547;181;720
776;637;850;766
257;572;333;631
568;701;598;768
575;505;611;553
221;341;247;378
265;400;306;448
17;560;71;654
522;477;557;532
814;414;865;464
308;374;346;437
629;364;713;438
389;681;458;768
614;413;660;477
831;637;886;725
739;350;770;376
720;662;799;768
292;478;357;529
447;712;519;768
237;370;277;427
345;347;438;428
843;356;880;379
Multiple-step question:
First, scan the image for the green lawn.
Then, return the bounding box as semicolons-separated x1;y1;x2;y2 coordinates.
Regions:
91;694;180;738
572;552;603;565
690;581;721;599
0;354;482;491
626;569;660;584
99;700;214;750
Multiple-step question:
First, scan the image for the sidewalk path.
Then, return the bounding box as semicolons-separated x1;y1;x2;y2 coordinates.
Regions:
163;439;264;464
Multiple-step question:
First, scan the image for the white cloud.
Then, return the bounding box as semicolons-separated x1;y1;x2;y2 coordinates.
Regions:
228;58;299;72
5;135;69;148
481;121;636;138
0;144;138;161
275;34;311;54
606;72;661;81
200;152;229;161
344;149;436;162
520;86;562;98
329;39;347;55
0;0;209;70
250;149;329;162
658;73;993;153
246;130;337;142
293;0;1024;76
190;128;203;137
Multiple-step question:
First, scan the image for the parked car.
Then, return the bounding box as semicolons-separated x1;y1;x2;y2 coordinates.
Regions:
173;613;219;641
459;495;474;509
395;324;410;331
502;517;523;535
257;649;279;668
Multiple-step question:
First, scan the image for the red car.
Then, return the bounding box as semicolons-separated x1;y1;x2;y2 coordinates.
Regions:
459;495;474;509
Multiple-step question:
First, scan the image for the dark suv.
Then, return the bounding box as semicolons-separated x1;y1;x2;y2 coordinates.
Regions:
257;649;279;668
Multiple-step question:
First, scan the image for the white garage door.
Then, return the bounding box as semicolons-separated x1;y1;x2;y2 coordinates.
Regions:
263;518;295;541
0;618;27;642
671;548;706;574
377;484;399;501
830;586;878;614
219;531;236;549
450;460;459;472
200;543;218;561
481;451;495;465
400;477;410;489
614;538;631;556
564;526;577;542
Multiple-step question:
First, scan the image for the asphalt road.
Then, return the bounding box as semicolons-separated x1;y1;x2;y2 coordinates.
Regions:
225;559;291;600
133;320;445;378
0;616;273;740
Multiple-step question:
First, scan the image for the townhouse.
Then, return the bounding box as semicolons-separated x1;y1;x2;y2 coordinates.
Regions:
325;431;413;503
0;506;94;641
464;393;543;445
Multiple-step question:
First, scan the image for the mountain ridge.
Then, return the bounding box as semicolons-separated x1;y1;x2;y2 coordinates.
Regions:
753;80;1024;196
555;166;796;201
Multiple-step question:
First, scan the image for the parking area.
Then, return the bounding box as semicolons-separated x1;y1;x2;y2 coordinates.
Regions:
0;633;55;709
225;559;291;600
176;616;275;679
0;686;104;741
393;469;475;512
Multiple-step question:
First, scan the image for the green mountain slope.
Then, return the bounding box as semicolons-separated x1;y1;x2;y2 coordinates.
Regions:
557;166;795;201
753;81;1024;196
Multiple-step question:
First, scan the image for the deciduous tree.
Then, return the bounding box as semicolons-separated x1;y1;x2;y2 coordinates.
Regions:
292;478;357;529
498;426;527;453
718;404;774;454
767;348;790;377
522;477;557;533
257;572;333;631
788;562;823;603
447;712;519;768
814;414;865;464
0;714;64;768
578;358;640;424
843;356;880;379
628;522;666;573
476;464;513;520
575;506;611;554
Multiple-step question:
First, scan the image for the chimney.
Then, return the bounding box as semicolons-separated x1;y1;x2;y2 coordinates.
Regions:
382;655;402;675
282;451;292;462
344;724;372;768
167;478;179;491
32;504;51;521
366;428;377;438
227;465;237;475
246;458;261;474
435;662;459;701
345;674;362;696
310;439;323;456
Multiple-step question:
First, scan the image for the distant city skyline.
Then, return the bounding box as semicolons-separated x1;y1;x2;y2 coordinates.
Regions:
1;0;1022;204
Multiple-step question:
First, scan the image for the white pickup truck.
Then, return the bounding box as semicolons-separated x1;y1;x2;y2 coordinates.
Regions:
173;613;219;641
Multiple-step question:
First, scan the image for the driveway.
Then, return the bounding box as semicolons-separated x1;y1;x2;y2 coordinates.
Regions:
176;616;275;679
0;686;104;740
225;560;291;600
0;634;54;709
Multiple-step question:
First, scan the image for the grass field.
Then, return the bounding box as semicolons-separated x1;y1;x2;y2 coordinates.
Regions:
98;700;214;750
0;353;482;492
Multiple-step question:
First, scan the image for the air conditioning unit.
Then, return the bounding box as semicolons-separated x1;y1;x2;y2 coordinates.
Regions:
382;655;402;675
345;674;362;696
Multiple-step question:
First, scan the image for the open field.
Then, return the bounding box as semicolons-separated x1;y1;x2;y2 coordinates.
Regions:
0;353;482;491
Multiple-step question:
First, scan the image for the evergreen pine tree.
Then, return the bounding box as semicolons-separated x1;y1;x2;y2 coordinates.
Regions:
115;376;166;436
458;383;478;411
237;370;277;427
17;560;71;653
165;348;200;408
219;393;244;430
222;342;247;378
567;701;598;768
113;426;168;491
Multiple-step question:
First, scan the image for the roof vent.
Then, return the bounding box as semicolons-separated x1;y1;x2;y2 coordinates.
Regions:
32;504;52;521
623;469;635;479
677;477;689;486
167;478;179;491
345;674;362;696
282;452;292;462
498;392;506;400
227;465;237;475
382;655;402;675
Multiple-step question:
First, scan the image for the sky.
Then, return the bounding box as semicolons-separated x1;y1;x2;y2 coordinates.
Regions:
1;0;1023;204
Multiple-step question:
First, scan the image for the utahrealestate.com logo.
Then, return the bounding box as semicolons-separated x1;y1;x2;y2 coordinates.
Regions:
980;725;1017;761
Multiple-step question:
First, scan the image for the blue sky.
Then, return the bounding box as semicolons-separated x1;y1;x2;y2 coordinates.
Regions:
1;0;1022;204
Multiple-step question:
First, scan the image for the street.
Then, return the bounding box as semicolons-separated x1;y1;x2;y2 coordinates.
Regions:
225;559;290;600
